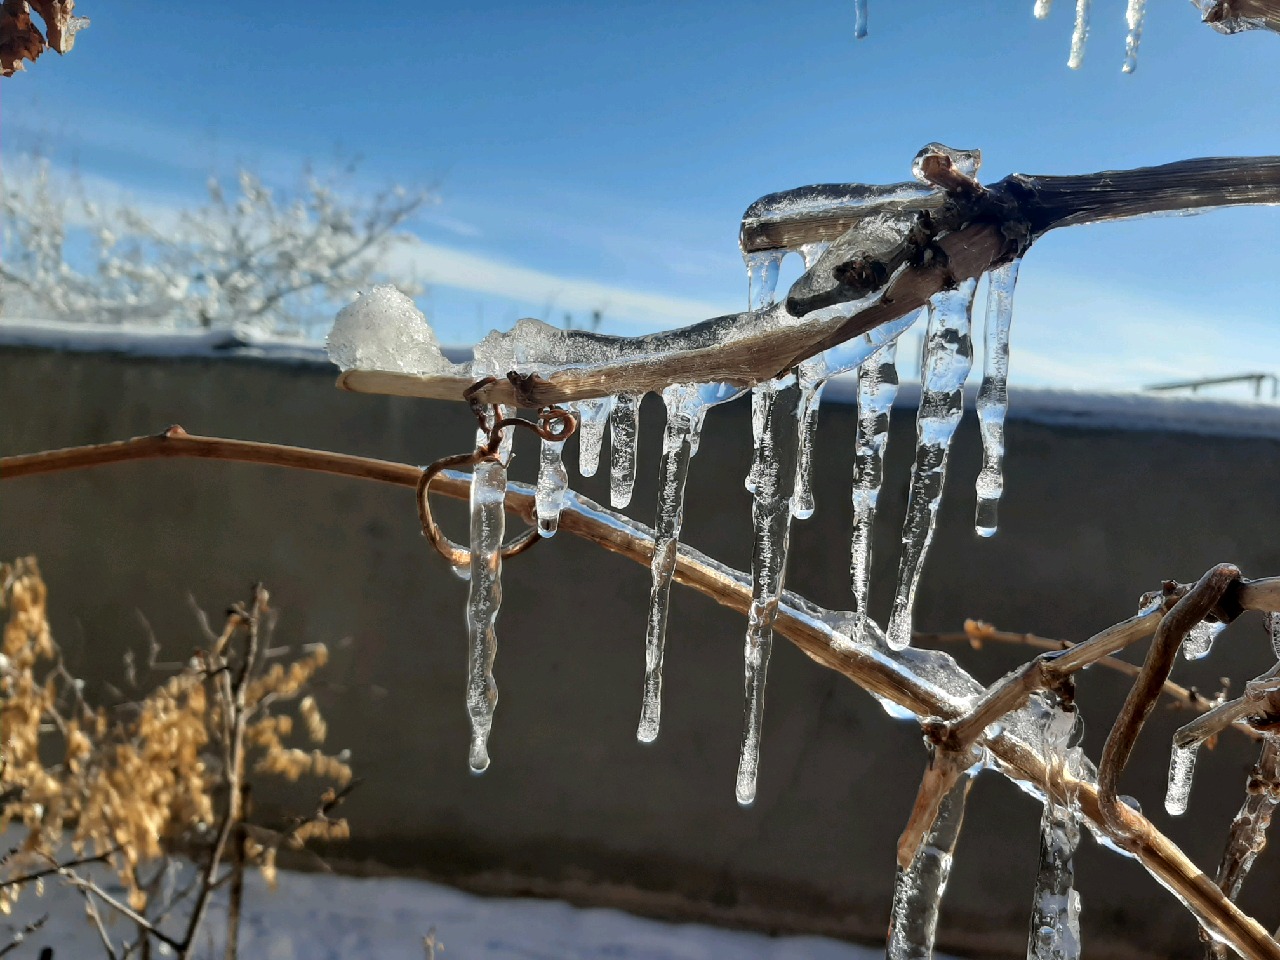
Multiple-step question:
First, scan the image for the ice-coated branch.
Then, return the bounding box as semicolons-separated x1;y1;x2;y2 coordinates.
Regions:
338;154;1280;408
5;430;1280;959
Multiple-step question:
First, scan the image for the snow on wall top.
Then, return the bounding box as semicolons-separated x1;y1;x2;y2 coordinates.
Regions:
1;319;1277;442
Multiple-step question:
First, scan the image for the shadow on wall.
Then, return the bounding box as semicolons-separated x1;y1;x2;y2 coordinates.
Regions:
1;330;1279;960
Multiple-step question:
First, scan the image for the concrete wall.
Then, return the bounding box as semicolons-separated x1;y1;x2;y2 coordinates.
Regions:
2;338;1279;959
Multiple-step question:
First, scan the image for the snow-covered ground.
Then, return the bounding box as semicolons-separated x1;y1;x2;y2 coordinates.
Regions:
4;867;884;960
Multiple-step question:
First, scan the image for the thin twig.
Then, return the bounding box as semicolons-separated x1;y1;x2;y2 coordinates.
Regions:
81;886;121;960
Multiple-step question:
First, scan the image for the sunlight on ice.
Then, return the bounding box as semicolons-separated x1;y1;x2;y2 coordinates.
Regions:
1165;742;1199;816
574;396;613;478
1068;0;1091;69
1123;0;1147;73
1028;700;1084;960
975;260;1021;537
535;438;569;537
466;458;506;772
326;285;455;375
609;393;643;508
886;282;977;651
1182;619;1226;660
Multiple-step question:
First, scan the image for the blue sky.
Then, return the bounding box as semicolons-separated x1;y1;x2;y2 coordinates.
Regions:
4;1;1279;391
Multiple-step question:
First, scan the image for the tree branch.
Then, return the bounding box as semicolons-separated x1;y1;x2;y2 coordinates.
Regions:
335;155;1280;407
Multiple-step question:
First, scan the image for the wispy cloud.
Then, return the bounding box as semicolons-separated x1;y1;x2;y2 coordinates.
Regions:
386;237;732;328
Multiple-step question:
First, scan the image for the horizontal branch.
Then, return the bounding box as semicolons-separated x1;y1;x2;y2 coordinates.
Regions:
337;155;1280;407
2;428;1278;958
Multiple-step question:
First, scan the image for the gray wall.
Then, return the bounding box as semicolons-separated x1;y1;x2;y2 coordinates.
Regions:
2;340;1279;959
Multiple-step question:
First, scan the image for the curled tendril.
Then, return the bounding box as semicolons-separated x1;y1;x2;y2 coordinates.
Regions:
417;377;580;569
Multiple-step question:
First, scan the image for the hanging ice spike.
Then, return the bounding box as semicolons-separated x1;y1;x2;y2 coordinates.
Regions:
974;259;1021;537
1028;700;1083;960
609;392;642;508
638;383;741;743
887;771;972;960
465;456;507;772
535;437;568;537
850;340;901;642
574;396;613;478
736;376;802;806
885;281;977;651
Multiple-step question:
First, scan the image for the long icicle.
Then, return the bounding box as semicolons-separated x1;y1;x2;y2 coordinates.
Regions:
974;259;1021;538
1028;698;1084;960
637;385;709;743
465;456;507;772
1068;0;1091;69
737;375;801;805
1204;737;1280;960
609;392;642;508
791;241;833;521
886;281;977;651
850;339;901;641
886;771;973;960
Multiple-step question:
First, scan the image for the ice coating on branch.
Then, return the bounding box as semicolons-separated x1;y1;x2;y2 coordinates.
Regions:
1191;0;1267;34
853;0;868;38
1213;737;1280;907
912;143;982;185
1165;742;1200;816
1034;0;1053;17
1182;619;1227;660
1123;0;1147;72
1028;700;1083;960
326;285;454;375
886;773;971;960
638;385;711;743
975;260;1021;537
1068;0;1091;69
535;438;568;537
609;393;642;508
737;376;801;806
574;396;613;478
850;340;901;641
886;282;977;651
465;458;506;772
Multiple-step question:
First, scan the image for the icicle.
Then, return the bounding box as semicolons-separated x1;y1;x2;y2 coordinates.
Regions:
886;282;977;651
853;0;868;38
1165;742;1200;816
535;438;568;537
1033;0;1053;18
799;241;830;272
1122;0;1146;73
1269;612;1280;660
737;376;801;806
1182;619;1227;660
609;392;642;508
745;250;784;313
886;772;972;960
574;396;613;478
1068;0;1091;69
850;340;901;640
465;458;506;773
974;259;1021;537
1028;701;1083;960
638;385;710;743
791;373;825;520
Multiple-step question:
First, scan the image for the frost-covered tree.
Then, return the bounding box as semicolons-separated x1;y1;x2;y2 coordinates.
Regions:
0;158;430;336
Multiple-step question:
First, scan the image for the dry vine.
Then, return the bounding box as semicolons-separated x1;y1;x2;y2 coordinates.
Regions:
4;428;1280;958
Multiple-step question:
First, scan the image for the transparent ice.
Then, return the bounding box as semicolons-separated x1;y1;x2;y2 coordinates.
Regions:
854;0;868;38
886;772;971;960
1165;742;1199;816
535;438;569;537
975;260;1021;537
1027;701;1083;960
1182;619;1227;660
465;457;507;773
737;375;801;806
850;339;902;642
574;396;613;478
886;281;978;650
609;393;643;508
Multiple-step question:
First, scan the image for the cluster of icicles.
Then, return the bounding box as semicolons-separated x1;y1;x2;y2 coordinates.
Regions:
853;0;1151;73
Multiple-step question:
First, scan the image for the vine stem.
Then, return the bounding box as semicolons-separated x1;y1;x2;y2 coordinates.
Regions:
3;427;1280;959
